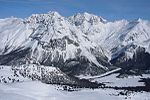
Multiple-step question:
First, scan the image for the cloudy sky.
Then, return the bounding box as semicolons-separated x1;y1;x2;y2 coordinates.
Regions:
0;0;150;21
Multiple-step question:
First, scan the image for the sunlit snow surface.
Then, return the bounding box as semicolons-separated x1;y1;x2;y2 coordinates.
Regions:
0;65;149;100
0;81;150;100
0;66;150;100
92;74;150;87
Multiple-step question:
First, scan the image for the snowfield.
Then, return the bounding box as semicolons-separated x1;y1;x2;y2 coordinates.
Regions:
92;73;150;87
0;65;150;100
0;81;150;100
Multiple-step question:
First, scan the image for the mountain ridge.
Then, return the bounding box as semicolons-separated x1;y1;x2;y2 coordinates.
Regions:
0;11;150;76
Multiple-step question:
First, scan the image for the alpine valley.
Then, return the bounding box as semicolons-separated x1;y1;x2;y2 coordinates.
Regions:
0;11;150;100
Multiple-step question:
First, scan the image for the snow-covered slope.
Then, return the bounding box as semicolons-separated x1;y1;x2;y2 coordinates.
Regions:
68;13;150;71
108;19;150;71
0;18;32;55
0;64;76;84
0;65;30;83
69;14;150;59
107;19;150;59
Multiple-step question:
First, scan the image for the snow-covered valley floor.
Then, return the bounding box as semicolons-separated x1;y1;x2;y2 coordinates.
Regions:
92;73;150;87
0;65;150;100
0;81;150;100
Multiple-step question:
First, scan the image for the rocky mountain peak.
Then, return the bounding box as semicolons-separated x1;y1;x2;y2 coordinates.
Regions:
68;12;106;26
0;11;150;76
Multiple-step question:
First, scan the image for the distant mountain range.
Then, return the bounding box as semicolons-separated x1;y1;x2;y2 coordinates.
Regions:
0;11;150;79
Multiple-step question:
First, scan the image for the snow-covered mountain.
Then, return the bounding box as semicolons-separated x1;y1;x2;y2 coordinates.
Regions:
0;11;150;77
68;13;150;72
0;12;110;76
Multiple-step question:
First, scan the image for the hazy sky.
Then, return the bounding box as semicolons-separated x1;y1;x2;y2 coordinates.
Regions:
0;0;150;21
